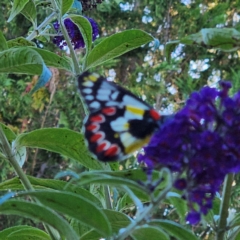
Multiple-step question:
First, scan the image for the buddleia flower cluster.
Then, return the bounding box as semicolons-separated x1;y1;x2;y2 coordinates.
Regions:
139;81;240;224
79;0;104;11
53;17;98;50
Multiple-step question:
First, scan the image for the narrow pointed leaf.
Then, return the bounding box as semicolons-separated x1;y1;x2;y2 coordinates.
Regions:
7;0;29;22
85;29;153;69
69;15;93;56
21;0;37;24
0;31;8;51
61;0;74;15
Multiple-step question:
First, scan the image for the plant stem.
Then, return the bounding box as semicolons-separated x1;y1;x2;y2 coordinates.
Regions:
216;173;234;240
115;168;173;240
104;186;113;209
59;17;89;115
0;126;33;191
26;12;57;41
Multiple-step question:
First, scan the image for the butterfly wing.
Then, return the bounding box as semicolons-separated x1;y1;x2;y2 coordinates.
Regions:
78;71;161;162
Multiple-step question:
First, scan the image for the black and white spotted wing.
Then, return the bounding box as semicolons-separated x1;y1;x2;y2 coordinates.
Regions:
78;71;162;162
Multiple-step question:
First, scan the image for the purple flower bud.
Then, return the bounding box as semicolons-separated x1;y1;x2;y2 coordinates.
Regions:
52;17;99;50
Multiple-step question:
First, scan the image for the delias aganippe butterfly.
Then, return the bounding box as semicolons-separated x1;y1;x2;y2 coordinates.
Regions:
78;71;164;162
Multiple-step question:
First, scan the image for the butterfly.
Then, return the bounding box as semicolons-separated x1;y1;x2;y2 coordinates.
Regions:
78;71;165;162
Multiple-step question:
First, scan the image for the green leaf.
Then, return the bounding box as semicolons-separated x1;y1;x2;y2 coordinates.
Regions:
0;47;45;75
18;190;111;237
61;0;74;15
75;171;148;198
0;200;79;240
168;194;188;223
14;128;105;169
81;209;131;239
14;144;27;168
7;0;29;22
7;37;36;48
181;28;240;52
0;123;16;142
7;227;51;240
21;0;37;24
131;226;169;240
69;15;93;57
0;226;50;240
150;220;198;240
0;176;102;207
85;29;154;70
31;47;74;72
0;31;8;51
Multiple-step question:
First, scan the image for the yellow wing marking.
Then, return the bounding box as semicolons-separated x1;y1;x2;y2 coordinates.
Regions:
126;105;145;116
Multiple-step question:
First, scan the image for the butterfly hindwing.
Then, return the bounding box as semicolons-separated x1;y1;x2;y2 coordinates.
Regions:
78;71;161;162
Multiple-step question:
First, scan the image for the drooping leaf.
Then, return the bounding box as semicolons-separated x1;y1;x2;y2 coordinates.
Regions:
7;0;29;22
61;0;74;15
21;0;37;24
0;31;8;51
69;15;93;57
0;47;44;75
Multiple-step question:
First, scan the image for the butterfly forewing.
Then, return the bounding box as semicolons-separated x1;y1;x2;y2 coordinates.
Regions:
78;71;161;162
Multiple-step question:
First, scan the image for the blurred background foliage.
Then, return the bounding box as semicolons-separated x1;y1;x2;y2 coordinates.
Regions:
1;0;240;177
1;0;240;233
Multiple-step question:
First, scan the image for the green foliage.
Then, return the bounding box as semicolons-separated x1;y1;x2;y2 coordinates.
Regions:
1;0;240;239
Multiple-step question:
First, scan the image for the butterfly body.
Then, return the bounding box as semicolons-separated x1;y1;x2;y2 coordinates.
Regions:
78;72;162;162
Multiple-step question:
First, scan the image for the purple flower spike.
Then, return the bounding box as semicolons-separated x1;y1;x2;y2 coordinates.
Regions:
139;81;240;224
53;17;99;50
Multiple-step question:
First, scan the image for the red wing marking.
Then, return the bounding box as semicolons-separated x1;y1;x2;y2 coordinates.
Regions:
149;109;161;121
104;144;120;157
90;132;104;142
102;107;116;116
96;140;110;152
89;114;105;123
86;123;99;132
